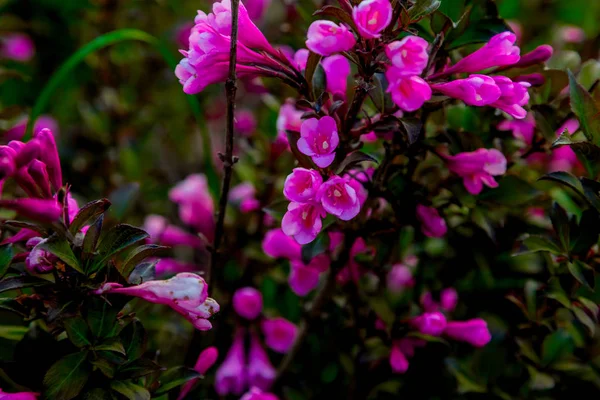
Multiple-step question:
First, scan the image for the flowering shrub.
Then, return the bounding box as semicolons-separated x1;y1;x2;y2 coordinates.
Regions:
1;0;600;399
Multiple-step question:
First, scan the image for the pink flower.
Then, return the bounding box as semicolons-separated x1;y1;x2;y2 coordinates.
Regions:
245;0;271;21
293;49;309;71
174;22;194;49
444;148;507;195
336;237;374;284
247;335;276;390
262;228;302;259
25;237;56;274
215;331;247;396
155;258;197;277
352;0;393;39
235;109;257;136
34;129;62;191
233;287;263;320
443;32;520;75
143;215;203;248
322;55;351;98
411;311;447;336
94;273;219;331
430;74;501;106
0;34;35;62
169;174;215;240
559;26;585;43
230;183;260;213
317;176;362;220
489;76;530;119
0;199;62;223
440;288;458;312
261;317;298;353
297;117;339;168
0;388;38;400
241;387;279;400
306;20;356;56
178;346;219;400
389;342;409;373
497;112;535;145
289;254;329;296
387;263;414;293
386;36;429;75
444;318;491;347
345;173;369;207
282;202;326;244
511;44;553;69
283;168;323;203
385;68;431;111
275;100;304;152
5;115;59;142
416;205;447;238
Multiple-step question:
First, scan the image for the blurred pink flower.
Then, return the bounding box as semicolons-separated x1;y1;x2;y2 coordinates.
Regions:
352;0;393;39
216;330;248;396
444;148;507;195
306;20;356;56
440;288;459;312
289;254;329;296
155;258;198;277
261;317;298;353
247;334;276;390
233;287;263;320
558;26;585;43
241;387;279;400
178;346;219;400
235;109;257;136
262;228;302;259
416;205;447;238
169;174;215;240
497;112;535;145
0;388;38;400
444;318;492;347
0;34;35;62
387;263;414;293
144;215;203;248
322;55;351;98
489;76;530;119
411;311;447;336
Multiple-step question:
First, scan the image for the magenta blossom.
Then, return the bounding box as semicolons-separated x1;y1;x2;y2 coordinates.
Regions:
387;263;414;293
317;176;362;220
261;317;298;353
444;148;507;195
143;215;203;248
558;26;585;43
386;36;429;75
0;199;62;223
247;335;276;390
322;55;351;98
5;115;59;142
178;346;219;400
25;237;56;274
282;202;326;244
511;44;553;69
245;0;271;21
306;20;356;56
416;205;447;238
262;228;302;259
489;76;530;119
389;342;409;373
215;330;247;396
444;318;492;347
293;49;309;71
430;74;501;106
440;288;459;312
233;287;263;320
411;311;447;336
230;182;260;213
235;109;257;136
297;117;339;168
352;0;393;39
241;387;279;400
386;68;431;111
169;174;215;240
497;112;535;145
0;388;38;400
283;168;323;203
289;254;329;296
275;100;304;152
441;31;520;75
0;34;35;62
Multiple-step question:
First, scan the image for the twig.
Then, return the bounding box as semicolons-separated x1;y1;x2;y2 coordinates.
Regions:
207;0;240;288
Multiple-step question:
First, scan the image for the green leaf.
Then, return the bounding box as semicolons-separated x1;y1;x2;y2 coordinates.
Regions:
43;351;90;400
313;6;357;30
301;232;330;265
109;183;140;222
38;235;83;274
127;261;157;285
539;171;585;197
262;198;288;222
521;235;563;255
154;366;201;395
0;276;49;294
541;330;574;366
479;176;540;205
572;306;596;336
550;203;570;252
120;244;167;279
336;151;378;175
312;63;327;101
320;363;339;383
0;325;28;341
304;52;322;101
69;199;111;235
367;296;395;327
110;381;150;400
437;0;467;25
578;297;599;320
553;133;600;178
86;297;121;339
83;388;114;400
527;366;555;390
120;320;147;361
568;69;600;145
117;358;163;379
0;243;14;278
83;214;104;255
95;337;126;355
286;130;315;169
408;0;441;21
64;316;92;348
95;224;149;268
567;260;594;290
91;358;117;379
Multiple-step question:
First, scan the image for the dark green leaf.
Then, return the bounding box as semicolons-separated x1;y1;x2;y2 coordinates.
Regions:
262;198;289;222
301;232;330;264
2;220;47;235
83;214;104;255
91;357;117;379
527;366;555;390
336;151;378;175
117;358;163;379
408;0;441;21
539;171;585;198
64;316;92;348
572;306;596;335
86;297;121;339
127;261;157;285
480;176;540;205
38;235;83;274
109;183;140;221
367;296;395;327
312;64;327;100
83;388;114;400
95;337;126;355
95;224;149;268
121;245;167;279
578;297;599;320
550;203;570;252
120;320;147;361
0;243;14;278
521;235;563;255
304;52;322;101
399;117;423;145
0;276;49;294
43;351;90;400
320;363;339;383
541;330;574;366
567;260;594;290
110;381;150;400
369;73;386;114
437;0;467;25
286;130;315;169
0;325;28;341
69;198;111;235
568;69;600;145
154;366;201;395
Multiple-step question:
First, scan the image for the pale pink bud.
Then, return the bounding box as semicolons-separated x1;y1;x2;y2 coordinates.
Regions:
247;334;276;390
440;288;458;312
430;74;501;106
306;20;356;56
411;311;447;336
352;0;393;39
283;168;323;203
261;317;298;353
0;34;35;62
444;318;492;347
416;205;447;238
386;36;429;75
489;76;530;119
297;117;339;168
445;32;520;74
322;55;351;98
317;176;362;221
241;387;279;400
385;68;431;111
387;263;414;293
232;287;263;320
444;148;507;195
215;331;247;396
262;228;302;259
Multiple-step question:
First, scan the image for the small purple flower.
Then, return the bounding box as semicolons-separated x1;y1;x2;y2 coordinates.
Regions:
444;148;507;195
247;334;276;391
283;168;323;203
281;202;326;244
411;311;447;336
215;330;247;396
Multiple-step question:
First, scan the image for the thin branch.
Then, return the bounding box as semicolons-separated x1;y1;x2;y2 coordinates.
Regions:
207;0;240;288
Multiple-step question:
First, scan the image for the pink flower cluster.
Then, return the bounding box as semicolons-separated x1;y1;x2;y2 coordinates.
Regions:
0;33;35;62
281;166;367;244
444;148;508;195
175;0;298;94
94;273;220;331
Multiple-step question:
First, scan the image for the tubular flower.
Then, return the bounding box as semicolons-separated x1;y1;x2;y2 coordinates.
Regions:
386;36;429;75
444;148;507;195
352;0;393;39
306;20;356;56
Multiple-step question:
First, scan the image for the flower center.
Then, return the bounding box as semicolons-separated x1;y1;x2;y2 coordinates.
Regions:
302;211;308;220
334;189;342;197
475;94;482;102
368;11;380;26
322;141;329;150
